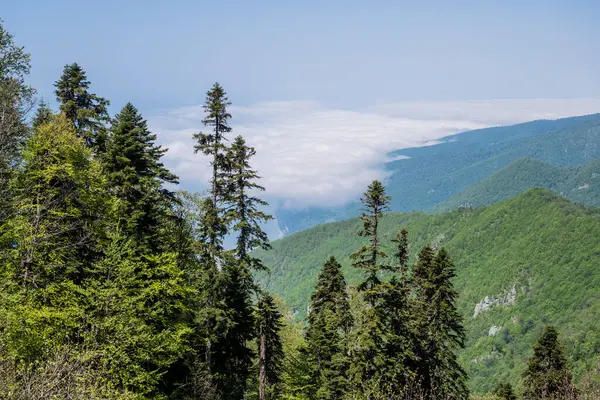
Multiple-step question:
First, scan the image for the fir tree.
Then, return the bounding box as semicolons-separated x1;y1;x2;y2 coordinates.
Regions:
412;247;468;399
347;181;402;398
104;102;178;251
523;325;574;399
54;63;109;147
213;135;273;399
226;135;272;268
350;180;391;294
256;292;284;400
191;83;236;396
382;229;415;394
304;256;352;399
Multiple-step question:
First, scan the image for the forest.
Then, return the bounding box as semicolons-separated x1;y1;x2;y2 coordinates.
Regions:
0;20;596;400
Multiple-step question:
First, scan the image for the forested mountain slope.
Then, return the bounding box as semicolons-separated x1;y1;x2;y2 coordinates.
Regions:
256;189;600;393
433;158;600;212
276;114;600;234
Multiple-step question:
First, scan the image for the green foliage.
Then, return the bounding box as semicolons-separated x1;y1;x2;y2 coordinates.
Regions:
435;158;600;212
255;188;600;394
54;63;109;147
303;256;352;399
0;19;35;224
523;326;574;399
412;248;468;399
104;102;178;251
492;381;517;400
256;292;285;399
84;233;192;395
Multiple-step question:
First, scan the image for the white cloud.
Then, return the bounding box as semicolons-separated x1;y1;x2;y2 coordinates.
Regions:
149;98;600;209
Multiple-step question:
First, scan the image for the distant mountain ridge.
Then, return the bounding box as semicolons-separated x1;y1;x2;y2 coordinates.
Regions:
433;157;600;212
276;113;600;234
256;189;600;393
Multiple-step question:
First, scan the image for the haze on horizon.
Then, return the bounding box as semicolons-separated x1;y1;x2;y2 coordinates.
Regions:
5;0;600;209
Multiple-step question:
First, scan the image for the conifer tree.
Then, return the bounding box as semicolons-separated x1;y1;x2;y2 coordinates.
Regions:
54;63;109;148
412;247;468;399
192;83;236;395
256;292;284;400
104;102;178;251
382;229;415;394
212;135;274;398
523;325;574;399
304;256;352;399
350;180;390;294
226;135;272;267
347;180;403;398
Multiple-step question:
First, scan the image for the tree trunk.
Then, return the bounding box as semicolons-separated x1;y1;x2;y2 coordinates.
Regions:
259;333;266;400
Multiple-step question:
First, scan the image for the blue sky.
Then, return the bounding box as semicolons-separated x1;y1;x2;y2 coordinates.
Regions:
4;1;600;217
4;0;600;112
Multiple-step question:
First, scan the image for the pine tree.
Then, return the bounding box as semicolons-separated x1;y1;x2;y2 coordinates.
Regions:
411;247;468;399
256;292;284;400
54;63;109;148
304;256;352;399
523;325;574;399
104;102;178;251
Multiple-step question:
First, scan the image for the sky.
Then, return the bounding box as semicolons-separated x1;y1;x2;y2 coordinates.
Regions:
4;0;600;211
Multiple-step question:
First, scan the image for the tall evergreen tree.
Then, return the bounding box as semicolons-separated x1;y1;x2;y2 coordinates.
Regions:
382;229;416;394
347;180;405;398
226;135;272;267
212;135;274;399
191;83;236;396
104;102;178;251
523;325;574;399
256;292;284;400
304;256;352;399
412;247;468;399
350;180;390;294
54;63;109;148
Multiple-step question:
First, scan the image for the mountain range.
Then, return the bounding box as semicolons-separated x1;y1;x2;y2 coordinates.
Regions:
256;189;600;393
275;113;600;235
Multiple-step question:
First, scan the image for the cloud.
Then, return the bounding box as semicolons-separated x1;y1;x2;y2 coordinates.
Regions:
149;98;600;209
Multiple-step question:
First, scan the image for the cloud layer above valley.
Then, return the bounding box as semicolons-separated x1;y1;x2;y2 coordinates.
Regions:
149;98;600;209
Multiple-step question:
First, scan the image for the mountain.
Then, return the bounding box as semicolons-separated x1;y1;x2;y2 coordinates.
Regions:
433;158;600;212
276;114;600;234
255;189;600;393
